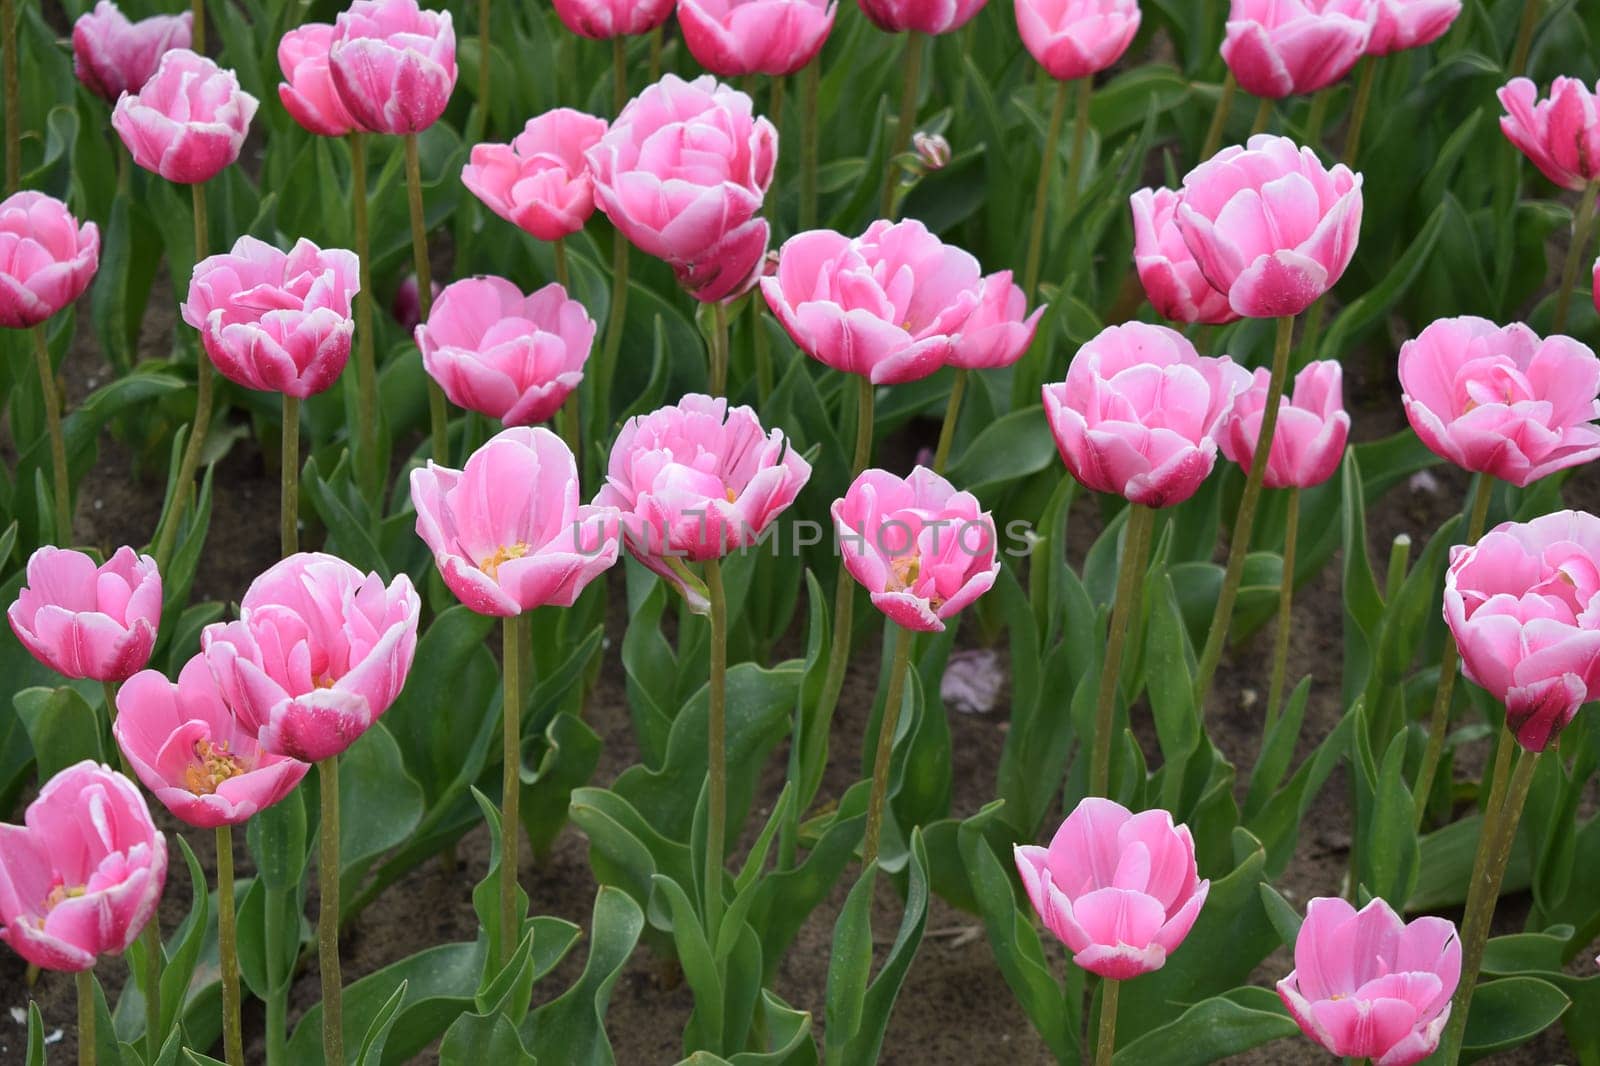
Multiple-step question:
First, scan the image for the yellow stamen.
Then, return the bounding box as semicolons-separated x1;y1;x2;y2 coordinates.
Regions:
184;738;250;796
725;487;738;503
888;555;921;592
482;542;530;582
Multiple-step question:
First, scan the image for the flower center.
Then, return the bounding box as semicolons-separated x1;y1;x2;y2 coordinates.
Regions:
888;555;921;592
482;543;530;582
37;880;86;925
184;738;250;796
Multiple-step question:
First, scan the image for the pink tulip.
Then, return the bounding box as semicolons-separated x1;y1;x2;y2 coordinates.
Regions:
1176;134;1363;318
552;0;674;38
1014;797;1209;980
857;0;986;34
588;74;778;303
8;546;160;683
1015;0;1141;82
72;1;192;103
461;109;608;241
1221;0;1374;99
200;553;420;763
181;235;360;399
1129;186;1237;326
0;192;100;330
416;276;595;427
0;762;166;972
392;273;440;332
762;219;1042;383
1278;896;1460;1066
913;131;951;171
113;656;310;829
1498;77;1600;192
678;0;837;78
1219;359;1350;489
411;428;621;616
832;467;999;632
595;394;811;608
1365;0;1460;55
277;23;360;137
111;49;258;184
1398;316;1600;488
1043;323;1249;508
329;0;457;135
1444;510;1600;752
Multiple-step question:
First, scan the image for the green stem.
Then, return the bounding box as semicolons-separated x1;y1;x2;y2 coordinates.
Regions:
881;32;924;217
1264;487;1300;733
799;61;820;230
140;918;160;1061
1510;0;1543;77
1440;747;1542;1062
1063;76;1092;221
1193;314;1295;713
1412;474;1494;826
216;826;243;1066
552;239;582;463
264;883;289;1066
500;614;523;968
1200;71;1237;163
710;300;729;397
77;969;94;1066
769;74;785;138
1301;90;1330;148
191;0;204;51
648;24;663;82
31;325;71;542
1344;57;1377;164
704;558;728;933
1250;95;1274;136
552;236;569;289
281;396;299;557
153;183;213;572
1023;79;1071;301
931;369;968;474
862;623;914;867
477;0;491;132
404;133;447;465
753;296;772;404
1094;978;1120;1066
2;0;17;194
318;756;344;1066
1090;504;1154;796
1553;179;1599;334
349;133;380;502
592;38;633;482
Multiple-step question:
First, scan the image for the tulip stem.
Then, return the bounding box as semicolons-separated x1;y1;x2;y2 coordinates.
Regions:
1264;487;1300;734
1093;978;1120;1066
281;396;299;557
317;756;344;1066
1249;95;1274;136
704;557;728;934
552;235;569;289
216;826;243;1066
1193;314;1295;714
1441;747;1542;1063
1344;57;1377;164
931;369;967;475
1412;473;1494;826
349;133;381;503
1063;76;1092;221
191;0;204;52
476;0;491;133
881;32;924;217
30;325;71;543
1089;503;1154;797
753;296;773;404
1200;72;1237;163
76;969;94;1066
140;918;160;1060
1302;91;1330;149
404;133;448;465
500;613;523;969
1553;179;1598;334
264;883;289;1066
2;0;17;194
153;183;214;572
1022;79;1071;301
799;61;820;230
710;300;729;397
551;238;582;463
648;25;663;82
592;38;632;483
863;622;914;867
1510;0;1543;77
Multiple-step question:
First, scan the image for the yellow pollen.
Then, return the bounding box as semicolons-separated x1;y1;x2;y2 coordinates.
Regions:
725;487;738;503
887;555;921;592
482;543;530;582
184;738;249;796
38;882;86;924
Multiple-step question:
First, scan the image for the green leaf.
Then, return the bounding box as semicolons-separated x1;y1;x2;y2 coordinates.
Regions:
1112;987;1298;1065
527;887;646;1066
337;721;426;900
1462;976;1570;1058
946;405;1056;494
355;980;410;1066
14;685;103;780
822;864;876;1057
